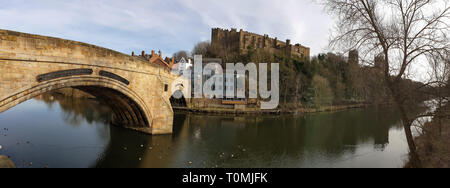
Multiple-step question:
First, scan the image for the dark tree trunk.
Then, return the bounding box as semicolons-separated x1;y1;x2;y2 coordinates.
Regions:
284;83;288;108
402;117;422;168
390;84;422;168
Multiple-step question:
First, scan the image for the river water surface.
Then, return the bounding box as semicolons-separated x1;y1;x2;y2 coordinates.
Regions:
0;93;409;168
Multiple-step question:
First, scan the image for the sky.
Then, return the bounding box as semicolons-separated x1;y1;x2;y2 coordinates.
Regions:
0;0;333;57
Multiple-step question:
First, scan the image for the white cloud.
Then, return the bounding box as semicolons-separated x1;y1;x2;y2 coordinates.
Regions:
179;0;333;55
0;0;333;56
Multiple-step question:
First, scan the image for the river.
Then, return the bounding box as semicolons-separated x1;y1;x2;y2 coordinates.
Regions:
0;92;409;168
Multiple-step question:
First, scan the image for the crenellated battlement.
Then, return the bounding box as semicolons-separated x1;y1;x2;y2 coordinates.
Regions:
211;28;310;59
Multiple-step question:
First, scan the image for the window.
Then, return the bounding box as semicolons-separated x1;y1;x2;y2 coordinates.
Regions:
164;84;168;92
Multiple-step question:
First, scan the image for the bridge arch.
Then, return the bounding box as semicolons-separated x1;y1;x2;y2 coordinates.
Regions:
0;76;154;132
0;29;180;134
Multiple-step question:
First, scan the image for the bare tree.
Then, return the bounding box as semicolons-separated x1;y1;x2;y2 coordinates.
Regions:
424;51;450;135
323;0;450;167
173;50;190;61
193;41;211;56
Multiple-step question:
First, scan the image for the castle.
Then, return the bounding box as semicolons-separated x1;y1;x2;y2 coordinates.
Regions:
211;28;310;59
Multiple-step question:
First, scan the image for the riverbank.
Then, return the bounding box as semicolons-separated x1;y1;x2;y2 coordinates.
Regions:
49;89;375;115
405;112;450;168
0;156;15;168
173;103;372;115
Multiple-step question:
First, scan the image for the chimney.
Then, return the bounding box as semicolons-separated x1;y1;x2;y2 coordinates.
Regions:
132;51;135;56
170;57;175;68
141;51;145;57
151;50;155;57
158;50;162;58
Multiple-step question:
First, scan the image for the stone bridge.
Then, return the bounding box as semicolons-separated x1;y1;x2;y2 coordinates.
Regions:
0;29;181;135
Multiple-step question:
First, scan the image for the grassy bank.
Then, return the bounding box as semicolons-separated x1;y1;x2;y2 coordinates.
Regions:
173;103;371;115
405;114;450;168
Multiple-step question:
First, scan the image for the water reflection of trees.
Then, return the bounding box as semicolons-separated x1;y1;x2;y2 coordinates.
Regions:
173;107;403;165
32;90;406;167
35;91;113;126
84;107;404;168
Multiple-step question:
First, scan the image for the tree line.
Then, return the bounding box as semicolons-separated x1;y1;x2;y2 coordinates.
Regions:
176;41;427;111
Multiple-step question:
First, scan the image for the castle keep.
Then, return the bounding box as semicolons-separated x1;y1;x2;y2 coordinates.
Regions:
211;28;310;59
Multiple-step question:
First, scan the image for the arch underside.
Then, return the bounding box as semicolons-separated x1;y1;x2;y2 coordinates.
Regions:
170;90;187;107
75;86;150;129
0;76;152;130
